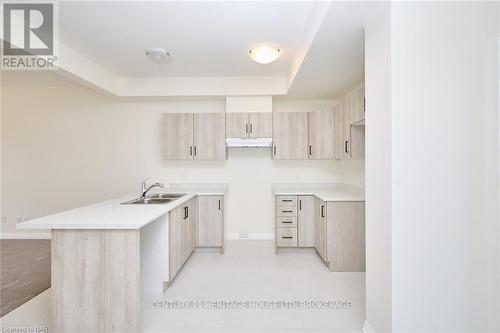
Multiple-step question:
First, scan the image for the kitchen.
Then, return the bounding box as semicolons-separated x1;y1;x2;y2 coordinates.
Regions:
1;1;499;333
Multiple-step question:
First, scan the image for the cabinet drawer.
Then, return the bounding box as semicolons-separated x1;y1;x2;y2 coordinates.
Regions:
276;216;297;227
276;228;298;247
276;206;297;217
276;195;297;206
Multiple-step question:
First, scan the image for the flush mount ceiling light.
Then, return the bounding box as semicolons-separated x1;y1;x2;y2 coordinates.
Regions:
145;48;172;63
249;45;280;64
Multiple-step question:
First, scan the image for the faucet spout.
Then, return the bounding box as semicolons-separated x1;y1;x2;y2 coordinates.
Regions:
140;178;164;198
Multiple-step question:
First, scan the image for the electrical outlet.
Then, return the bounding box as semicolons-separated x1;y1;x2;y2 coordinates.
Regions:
1;216;6;224
239;231;248;239
16;216;30;223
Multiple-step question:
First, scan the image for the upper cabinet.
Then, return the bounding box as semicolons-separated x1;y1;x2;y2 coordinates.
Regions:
272;112;309;160
162;113;226;160
308;109;334;159
334;83;365;160
226;112;272;138
349;84;365;125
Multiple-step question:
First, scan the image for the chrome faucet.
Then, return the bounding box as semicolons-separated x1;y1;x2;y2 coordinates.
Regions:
140;178;164;198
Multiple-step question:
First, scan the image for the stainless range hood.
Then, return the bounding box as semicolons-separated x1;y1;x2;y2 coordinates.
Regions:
226;138;273;148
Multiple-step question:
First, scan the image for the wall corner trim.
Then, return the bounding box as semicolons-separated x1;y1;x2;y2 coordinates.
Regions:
362;320;376;333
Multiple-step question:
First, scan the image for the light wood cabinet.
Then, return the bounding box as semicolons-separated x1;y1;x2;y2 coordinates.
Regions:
226;112;272;138
249;112;272;137
334;98;365;160
272;112;309;160
349;84;365;125
308;110;334;159
169;199;194;282
297;195;314;247
162;113;194;160
326;201;365;272
162;113;226;160
225;113;249;138
314;197;327;261
194;113;226;160
195;195;224;248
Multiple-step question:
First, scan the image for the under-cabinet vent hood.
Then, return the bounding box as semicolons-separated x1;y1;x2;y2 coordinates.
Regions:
226;138;273;148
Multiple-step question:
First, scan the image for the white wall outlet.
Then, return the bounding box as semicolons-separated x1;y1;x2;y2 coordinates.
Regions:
17;216;30;223
239;231;248;239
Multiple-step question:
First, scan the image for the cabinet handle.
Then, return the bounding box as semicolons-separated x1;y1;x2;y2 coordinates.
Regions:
190;146;193;156
194;146;197;156
282;236;293;239
299;200;302;211
364;97;366;112
273;145;276;156
282;210;293;213
282;221;293;224
309;145;312;155
321;205;325;218
183;206;188;219
246;124;248;134
218;200;221;211
344;141;349;153
282;199;293;202
250;124;253;134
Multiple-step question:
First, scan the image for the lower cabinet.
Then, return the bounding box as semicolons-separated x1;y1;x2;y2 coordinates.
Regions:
169;198;194;282
314;197;327;261
195;195;224;249
275;195;314;248
326;201;365;272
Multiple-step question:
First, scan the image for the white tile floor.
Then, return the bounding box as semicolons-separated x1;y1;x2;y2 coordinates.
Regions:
0;240;365;333
142;240;365;332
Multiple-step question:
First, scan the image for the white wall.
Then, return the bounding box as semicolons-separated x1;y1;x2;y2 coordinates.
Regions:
391;2;499;332
1;73;364;238
364;2;392;332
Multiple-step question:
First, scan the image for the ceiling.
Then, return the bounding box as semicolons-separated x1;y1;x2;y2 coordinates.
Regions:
3;1;385;99
59;1;314;78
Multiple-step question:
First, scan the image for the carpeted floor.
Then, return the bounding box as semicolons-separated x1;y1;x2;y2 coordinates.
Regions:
0;239;51;317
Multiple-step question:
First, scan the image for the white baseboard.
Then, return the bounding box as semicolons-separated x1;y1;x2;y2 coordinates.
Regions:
0;232;51;239
227;233;274;240
362;320;376;333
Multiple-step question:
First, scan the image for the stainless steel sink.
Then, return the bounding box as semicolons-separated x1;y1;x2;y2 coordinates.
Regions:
121;193;186;205
147;193;185;199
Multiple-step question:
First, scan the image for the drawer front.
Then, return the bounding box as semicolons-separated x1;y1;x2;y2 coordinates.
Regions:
276;195;297;206
276;228;298;247
276;206;297;217
276;216;297;227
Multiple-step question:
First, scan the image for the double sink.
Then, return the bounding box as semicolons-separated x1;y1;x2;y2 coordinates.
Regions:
121;193;186;205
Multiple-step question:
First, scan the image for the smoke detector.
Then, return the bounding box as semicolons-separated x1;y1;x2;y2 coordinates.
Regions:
145;48;172;63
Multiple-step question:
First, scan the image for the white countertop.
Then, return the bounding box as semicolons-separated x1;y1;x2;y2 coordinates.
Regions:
17;184;228;230
272;183;364;202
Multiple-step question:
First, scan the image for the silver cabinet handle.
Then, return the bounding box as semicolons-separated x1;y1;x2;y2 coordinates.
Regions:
282;236;293;239
246;124;248;134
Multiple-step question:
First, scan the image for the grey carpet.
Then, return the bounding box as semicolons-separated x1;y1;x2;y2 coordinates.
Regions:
0;239;51;317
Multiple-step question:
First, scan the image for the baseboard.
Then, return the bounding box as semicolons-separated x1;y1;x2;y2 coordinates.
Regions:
227;233;274;240
0;232;51;239
362;320;375;333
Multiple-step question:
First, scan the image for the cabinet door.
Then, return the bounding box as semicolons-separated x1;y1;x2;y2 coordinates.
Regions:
226;113;249;138
317;199;327;261
334;104;344;160
349;84;365;125
195;196;223;247
194;113;226;160
308;110;334;159
326;201;365;272
183;199;194;261
341;96;351;159
249;112;272;138
272;112;308;160
297;195;315;247
169;205;184;280
162;113;194;160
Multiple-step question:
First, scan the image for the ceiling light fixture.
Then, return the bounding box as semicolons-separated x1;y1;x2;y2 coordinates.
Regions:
145;48;172;63
249;45;280;64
